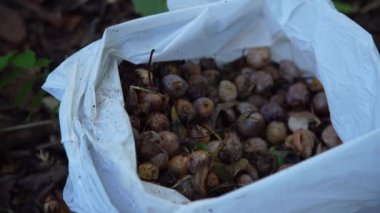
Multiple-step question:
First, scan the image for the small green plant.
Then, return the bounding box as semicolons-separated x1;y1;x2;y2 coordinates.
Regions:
0;50;54;116
333;0;358;14
132;0;168;16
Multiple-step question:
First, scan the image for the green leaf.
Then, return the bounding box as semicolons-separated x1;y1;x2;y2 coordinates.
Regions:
132;0;168;16
193;143;208;152
15;77;36;106
35;58;51;68
269;147;287;167
333;0;357;14
10;50;36;69
0;53;14;71
0;68;23;89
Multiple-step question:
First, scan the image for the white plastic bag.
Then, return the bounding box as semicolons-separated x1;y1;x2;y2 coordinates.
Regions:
42;0;380;212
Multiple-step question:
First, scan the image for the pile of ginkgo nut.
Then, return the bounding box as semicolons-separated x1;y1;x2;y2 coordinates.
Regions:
123;47;342;200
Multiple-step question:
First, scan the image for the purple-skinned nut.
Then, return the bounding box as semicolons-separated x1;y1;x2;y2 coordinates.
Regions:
159;131;181;157
250;71;273;94
150;151;169;169
199;58;217;70
260;102;286;122
244;137;268;153
247;95;268;109
237;112;266;138
138;92;166;112
174;99;196;123
286;82;310;108
218;80;238;102
203;69;220;85
234;74;254;99
266;121;287;145
138;162;160;180
312;91;329;117
181;62;202;77
236;102;258;115
168;154;190;177
264;65;281;83
270;93;286;107
218;132;243;163
138;131;162;159
162;74;188;98
145;112;170;132
321;125;342;148
279;60;301;83
193;97;215;119
187;74;208;100
246;47;271;69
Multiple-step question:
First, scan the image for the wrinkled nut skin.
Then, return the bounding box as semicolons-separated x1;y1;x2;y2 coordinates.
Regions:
287;111;321;133
260;102;286;122
235;173;253;186
193;97;215;119
159;131;180;157
138;162;160;180
279;60;300;83
266;121;287;145
286;83;310;108
248;95;268;109
187;74;208;100
150;152;169;169
203;69;220;85
218;132;243;163
175;99;196;123
264;65;281;83
236;102;257;115
200;58;217;70
249;152;277;177
145;113;170;132
218;80;238;102
169;155;189;177
138;92;166;112
270;94;286;107
321;125;342;148
244;137;268;153
250;71;273;94
162;74;188;98
246;47;271;69
206;172;220;188
182;62;202;77
188;150;210;174
206;86;219;103
306;78;324;92
237;112;266;138
285;129;316;158
312;91;329;117
234;74;254;99
138;131;162;159
188;125;210;144
129;116;141;131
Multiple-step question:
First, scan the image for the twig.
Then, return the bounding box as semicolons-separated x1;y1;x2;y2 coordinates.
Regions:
148;49;156;89
0;120;55;133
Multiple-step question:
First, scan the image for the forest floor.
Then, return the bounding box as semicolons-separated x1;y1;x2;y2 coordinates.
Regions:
0;0;379;212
